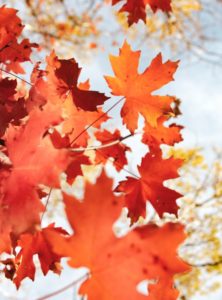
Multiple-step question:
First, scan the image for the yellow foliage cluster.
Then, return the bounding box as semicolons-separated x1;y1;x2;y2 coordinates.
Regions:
169;148;222;299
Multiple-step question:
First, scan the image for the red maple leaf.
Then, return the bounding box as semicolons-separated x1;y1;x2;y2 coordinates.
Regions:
146;0;172;13
45;52;108;111
95;129;130;171
0;6;38;73
13;224;68;288
50;129;91;184
0;78;27;138
116;149;183;221
112;0;172;26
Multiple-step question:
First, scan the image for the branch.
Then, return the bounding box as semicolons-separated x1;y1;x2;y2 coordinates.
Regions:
36;273;89;300
195;196;215;207
189;258;222;268
182;238;216;248
0;68;32;86
70;132;141;152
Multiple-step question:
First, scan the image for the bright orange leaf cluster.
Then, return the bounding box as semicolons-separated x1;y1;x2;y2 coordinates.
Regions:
0;5;188;299
46;173;188;300
0;6;37;73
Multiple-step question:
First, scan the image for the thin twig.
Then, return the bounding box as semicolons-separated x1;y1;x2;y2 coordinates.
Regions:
70;132;141;152
0;68;33;86
195;196;215;207
182;238;216;248
36;273;89;300
188;258;222;268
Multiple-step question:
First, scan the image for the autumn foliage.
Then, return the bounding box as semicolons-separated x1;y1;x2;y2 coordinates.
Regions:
112;0;172;25
0;3;190;299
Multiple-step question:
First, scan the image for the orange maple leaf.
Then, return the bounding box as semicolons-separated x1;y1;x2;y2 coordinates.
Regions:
105;41;178;132
0;108;70;249
142;116;183;151
45;172;188;300
0;6;38;73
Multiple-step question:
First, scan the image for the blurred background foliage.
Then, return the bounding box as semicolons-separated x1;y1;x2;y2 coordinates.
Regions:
3;0;222;63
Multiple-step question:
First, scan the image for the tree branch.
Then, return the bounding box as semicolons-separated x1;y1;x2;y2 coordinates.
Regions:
36;273;89;300
70;132;141;152
0;68;32;86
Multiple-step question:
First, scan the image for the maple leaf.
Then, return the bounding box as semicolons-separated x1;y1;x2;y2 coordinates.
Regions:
0;78;27;138
0;6;38;73
0;78;17;102
116;149;183;221
49;129;91;184
27;62;48;111
62;94;108;147
0;163;12;253
0;108;70;247
66;154;91;185
46;52;108;111
0;6;23;37
142;116;183;150
105;41;178;132
112;0;146;25
45;172;189;300
5;108;67;187
0;258;17;281
95;129;130;171
13;224;67;288
0;98;27;138
112;0;172;26
146;0;171;13
28;56;109;147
